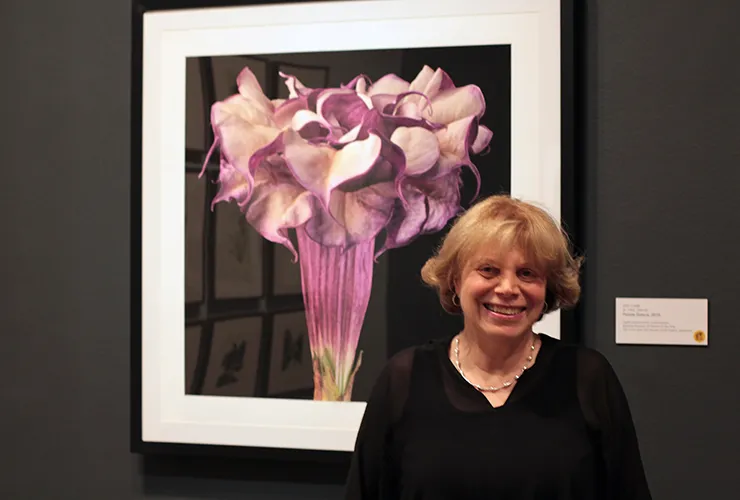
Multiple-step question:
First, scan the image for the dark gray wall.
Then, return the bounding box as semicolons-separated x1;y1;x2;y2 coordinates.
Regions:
1;0;738;498
580;1;740;499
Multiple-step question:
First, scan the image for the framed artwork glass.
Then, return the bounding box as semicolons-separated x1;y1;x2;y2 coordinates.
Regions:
131;0;578;458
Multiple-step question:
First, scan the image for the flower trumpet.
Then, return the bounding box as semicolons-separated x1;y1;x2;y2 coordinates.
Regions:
201;64;492;401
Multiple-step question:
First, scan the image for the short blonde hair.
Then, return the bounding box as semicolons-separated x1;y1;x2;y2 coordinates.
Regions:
420;194;582;315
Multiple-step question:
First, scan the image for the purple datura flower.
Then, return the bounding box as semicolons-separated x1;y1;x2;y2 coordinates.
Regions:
201;64;492;259
201;65;492;401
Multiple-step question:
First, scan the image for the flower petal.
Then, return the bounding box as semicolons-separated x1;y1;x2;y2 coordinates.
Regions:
370;94;397;114
343;74;370;93
245;132;286;181
211;159;252;207
430;116;482;198
282;129;383;209
211;100;281;182
418;172;463;234
366;92;444;137
236;66;274;116
291;110;331;141
335;124;363;145
471;125;493;154
317;89;371;132
435;116;477;170
212;131;285;206
390;126;440;176
377;169;462;255
394;101;422;120
212;94;274;128
244;164;316;259
325;133;383;191
420;67;456;98
216;122;280;172
408;65;435;94
376;187;427;255
375;94;445;137
273;98;307;129
279;71;311;98
423;85;486;125
357;109;389;139
368;74;410;96
302;205;345;247
335;182;397;242
305;182;396;247
335;138;407;209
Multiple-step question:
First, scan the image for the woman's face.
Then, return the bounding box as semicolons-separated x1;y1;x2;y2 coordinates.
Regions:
455;245;547;339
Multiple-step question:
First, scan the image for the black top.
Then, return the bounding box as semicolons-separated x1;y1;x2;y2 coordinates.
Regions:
344;333;652;500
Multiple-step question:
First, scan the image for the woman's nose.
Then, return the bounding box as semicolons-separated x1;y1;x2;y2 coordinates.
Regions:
495;274;519;295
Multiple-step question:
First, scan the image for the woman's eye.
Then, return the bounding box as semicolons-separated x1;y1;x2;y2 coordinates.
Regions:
519;269;538;280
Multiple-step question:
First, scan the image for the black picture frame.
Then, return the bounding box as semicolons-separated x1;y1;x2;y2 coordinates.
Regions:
130;0;582;464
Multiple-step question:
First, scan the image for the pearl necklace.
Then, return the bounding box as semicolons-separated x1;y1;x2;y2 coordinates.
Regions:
453;334;537;392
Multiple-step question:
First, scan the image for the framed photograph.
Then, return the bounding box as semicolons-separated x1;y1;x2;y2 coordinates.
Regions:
131;0;578;458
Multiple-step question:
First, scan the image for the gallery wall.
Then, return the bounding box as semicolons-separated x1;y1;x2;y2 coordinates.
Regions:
578;2;740;498
1;1;738;499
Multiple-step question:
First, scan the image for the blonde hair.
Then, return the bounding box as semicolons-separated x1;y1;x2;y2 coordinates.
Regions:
420;194;582;315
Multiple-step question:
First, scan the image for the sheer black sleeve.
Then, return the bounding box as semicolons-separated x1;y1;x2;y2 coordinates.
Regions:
577;348;652;500
343;348;414;500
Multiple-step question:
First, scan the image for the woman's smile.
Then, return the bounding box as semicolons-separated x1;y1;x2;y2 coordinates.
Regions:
482;303;528;321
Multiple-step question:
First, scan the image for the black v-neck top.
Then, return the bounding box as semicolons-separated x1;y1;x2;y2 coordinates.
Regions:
344;334;652;500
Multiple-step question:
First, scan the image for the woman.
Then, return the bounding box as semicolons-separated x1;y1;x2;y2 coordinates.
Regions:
344;194;651;499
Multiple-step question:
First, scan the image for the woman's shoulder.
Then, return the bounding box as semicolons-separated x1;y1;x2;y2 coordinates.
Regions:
383;335;452;377
539;333;624;391
366;337;452;423
540;333;612;364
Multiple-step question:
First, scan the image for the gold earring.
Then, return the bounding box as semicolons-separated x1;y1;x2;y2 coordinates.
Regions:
452;293;461;307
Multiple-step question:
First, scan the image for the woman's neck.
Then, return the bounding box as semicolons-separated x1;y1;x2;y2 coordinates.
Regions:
457;328;537;379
